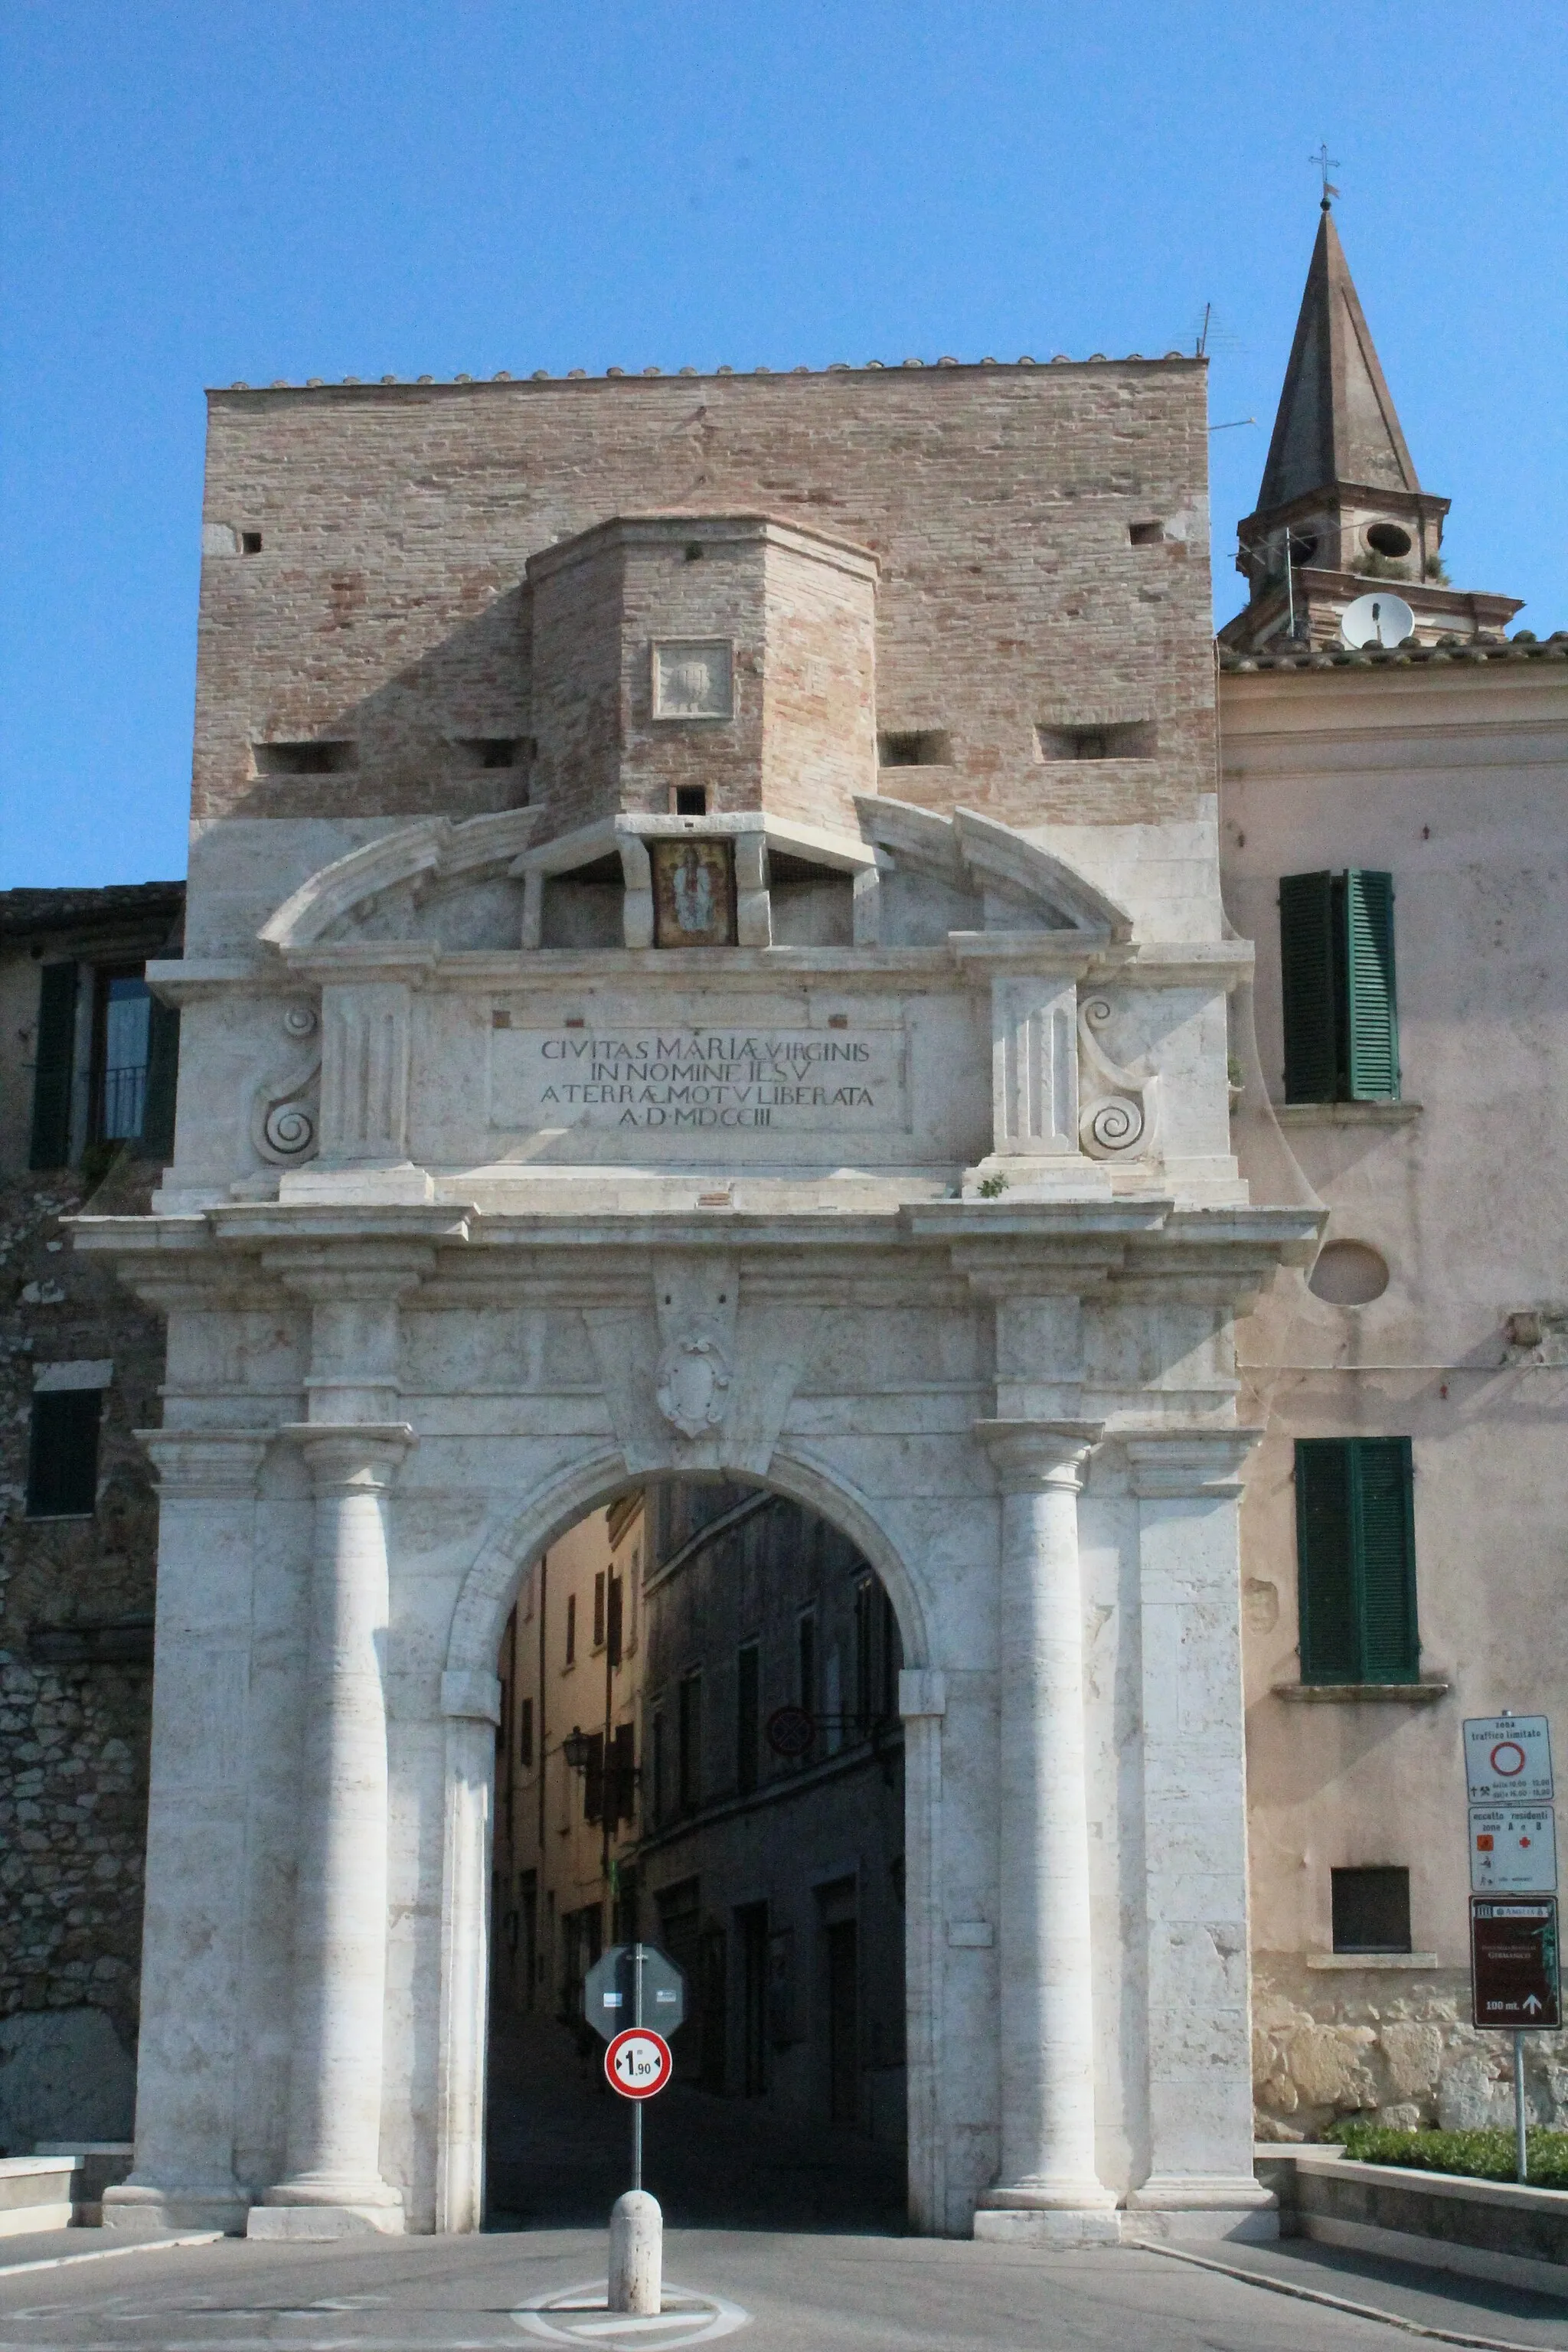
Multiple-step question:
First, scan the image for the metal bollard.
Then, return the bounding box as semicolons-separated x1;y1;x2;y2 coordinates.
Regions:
608;2188;662;2315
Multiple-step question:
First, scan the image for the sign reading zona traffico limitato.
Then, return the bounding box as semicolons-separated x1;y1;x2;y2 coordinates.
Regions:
1464;1716;1555;1807
1470;1898;1561;2030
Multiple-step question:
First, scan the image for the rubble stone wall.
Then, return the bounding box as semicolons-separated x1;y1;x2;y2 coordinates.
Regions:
0;1158;164;2148
1254;1955;1568;2141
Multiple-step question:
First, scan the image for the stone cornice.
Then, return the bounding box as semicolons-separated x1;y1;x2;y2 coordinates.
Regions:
137;1428;273;1498
138;938;1256;1000
1123;1428;1265;1498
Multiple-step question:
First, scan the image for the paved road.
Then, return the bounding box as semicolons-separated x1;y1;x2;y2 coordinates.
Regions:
2;2226;1567;2352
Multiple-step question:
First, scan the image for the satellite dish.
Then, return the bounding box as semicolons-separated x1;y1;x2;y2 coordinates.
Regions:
1341;590;1415;650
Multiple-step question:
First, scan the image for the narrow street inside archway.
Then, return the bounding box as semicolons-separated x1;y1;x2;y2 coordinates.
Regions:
485;1480;909;2234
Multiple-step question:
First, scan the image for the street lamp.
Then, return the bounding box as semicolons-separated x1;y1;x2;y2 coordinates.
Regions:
560;1725;593;1772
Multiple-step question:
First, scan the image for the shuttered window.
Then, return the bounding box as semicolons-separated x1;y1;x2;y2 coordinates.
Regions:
1279;870;1400;1102
1295;1437;1419;1684
142;997;181;1161
26;1389;103;1519
29;964;79;1168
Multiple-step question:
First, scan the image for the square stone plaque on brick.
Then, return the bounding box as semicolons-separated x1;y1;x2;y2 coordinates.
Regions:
652;639;733;720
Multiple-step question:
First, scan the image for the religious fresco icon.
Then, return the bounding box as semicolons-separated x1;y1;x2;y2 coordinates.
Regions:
651;837;737;947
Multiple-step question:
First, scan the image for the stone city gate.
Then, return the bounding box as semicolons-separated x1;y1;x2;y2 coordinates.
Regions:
74;361;1320;2245
78;799;1315;2244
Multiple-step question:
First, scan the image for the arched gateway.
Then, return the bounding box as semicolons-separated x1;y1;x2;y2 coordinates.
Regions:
77;362;1316;2248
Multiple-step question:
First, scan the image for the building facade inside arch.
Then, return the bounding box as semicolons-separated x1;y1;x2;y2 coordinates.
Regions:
77;351;1325;2246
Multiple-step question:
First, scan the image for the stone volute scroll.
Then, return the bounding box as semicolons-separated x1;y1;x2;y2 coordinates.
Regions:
250;1000;322;1168
1077;995;1158;1160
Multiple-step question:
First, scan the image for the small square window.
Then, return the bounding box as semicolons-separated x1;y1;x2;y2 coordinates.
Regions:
877;730;952;768
674;786;707;816
240;530;263;555
253;740;357;776
1129;520;1165;547
1331;1866;1411;1953
1036;721;1156;761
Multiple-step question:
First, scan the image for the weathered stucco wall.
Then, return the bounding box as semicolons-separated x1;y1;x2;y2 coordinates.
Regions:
1221;658;1568;2136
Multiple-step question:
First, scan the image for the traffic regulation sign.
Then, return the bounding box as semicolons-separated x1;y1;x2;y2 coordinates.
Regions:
582;1944;685;2042
1471;1898;1560;2029
605;2026;673;2099
766;1704;815;1759
1470;1807;1558;1895
1465;1717;1554;1806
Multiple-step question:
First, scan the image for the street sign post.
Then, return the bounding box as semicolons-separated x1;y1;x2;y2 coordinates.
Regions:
1469;1808;1558;1896
1465;1713;1557;2185
583;1943;686;2043
580;1942;684;2199
1465;1717;1555;1807
765;1704;815;1760
1470;1899;1560;2029
606;2027;674;2099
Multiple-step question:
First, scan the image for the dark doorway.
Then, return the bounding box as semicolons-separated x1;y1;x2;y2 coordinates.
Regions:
825;1919;860;2127
737;1902;769;2096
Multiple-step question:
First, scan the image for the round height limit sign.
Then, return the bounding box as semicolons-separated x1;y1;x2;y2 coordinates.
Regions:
606;2026;673;2099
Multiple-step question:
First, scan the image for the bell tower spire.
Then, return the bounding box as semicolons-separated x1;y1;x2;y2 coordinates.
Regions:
1221;191;1522;651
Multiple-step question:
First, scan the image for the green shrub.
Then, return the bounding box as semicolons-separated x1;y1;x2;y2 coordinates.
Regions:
1325;2119;1568;2189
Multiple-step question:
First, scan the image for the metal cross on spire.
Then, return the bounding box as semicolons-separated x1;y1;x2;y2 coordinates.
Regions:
1310;142;1341;210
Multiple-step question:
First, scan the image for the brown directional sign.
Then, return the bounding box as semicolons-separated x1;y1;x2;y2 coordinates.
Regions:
1470;1897;1560;2029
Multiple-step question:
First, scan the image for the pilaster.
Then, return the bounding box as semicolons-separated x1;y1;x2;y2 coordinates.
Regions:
1122;1429;1277;2242
103;1431;273;2237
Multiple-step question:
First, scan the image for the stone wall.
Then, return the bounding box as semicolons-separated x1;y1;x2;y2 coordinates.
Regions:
0;1155;164;2152
1254;1957;1568;2141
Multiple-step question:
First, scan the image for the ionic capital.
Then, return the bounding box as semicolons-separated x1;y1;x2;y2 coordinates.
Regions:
136;1429;273;1501
973;1417;1104;1494
1124;1427;1265;1500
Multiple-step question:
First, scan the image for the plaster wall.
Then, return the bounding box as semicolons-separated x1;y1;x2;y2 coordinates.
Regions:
1220;662;1568;2136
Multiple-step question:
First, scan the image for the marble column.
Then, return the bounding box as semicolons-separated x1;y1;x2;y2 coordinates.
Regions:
103;1431;271;2236
972;1419;1119;2243
1122;1432;1277;2241
250;1424;413;2238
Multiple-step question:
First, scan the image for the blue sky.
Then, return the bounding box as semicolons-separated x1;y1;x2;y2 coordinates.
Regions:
2;3;1563;887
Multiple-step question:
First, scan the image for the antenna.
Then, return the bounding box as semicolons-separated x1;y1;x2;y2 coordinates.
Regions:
1195;302;1211;358
1310;142;1341;209
1341;590;1415;650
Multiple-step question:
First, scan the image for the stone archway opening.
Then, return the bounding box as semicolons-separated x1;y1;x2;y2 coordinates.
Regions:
484;1474;910;2233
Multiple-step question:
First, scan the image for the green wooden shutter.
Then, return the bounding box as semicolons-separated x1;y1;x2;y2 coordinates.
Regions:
25;1389;102;1518
141;996;181;1161
1343;871;1399;1100
1352;1437;1419;1681
1296;1439;1359;1681
29;963;78;1168
1279;874;1338;1102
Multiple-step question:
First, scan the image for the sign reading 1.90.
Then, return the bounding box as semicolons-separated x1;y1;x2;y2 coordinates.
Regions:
605;2027;673;2101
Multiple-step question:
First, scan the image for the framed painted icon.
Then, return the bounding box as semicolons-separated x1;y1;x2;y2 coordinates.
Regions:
651;837;737;947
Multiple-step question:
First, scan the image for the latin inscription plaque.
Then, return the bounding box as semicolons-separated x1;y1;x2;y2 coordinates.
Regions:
489;1021;910;1133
